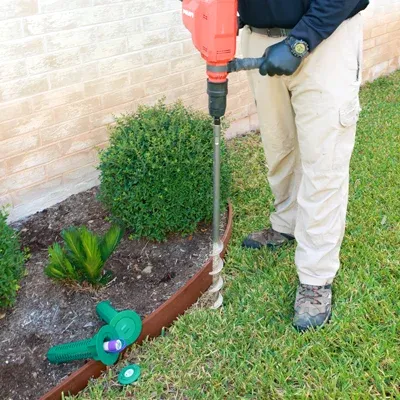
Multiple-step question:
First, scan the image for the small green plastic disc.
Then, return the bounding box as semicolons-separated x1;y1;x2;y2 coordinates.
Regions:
111;310;142;346
118;364;141;385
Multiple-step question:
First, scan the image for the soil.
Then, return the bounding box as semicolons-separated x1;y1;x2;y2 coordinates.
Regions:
0;187;223;400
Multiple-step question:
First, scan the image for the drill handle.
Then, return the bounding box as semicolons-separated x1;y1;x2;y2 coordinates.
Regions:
227;57;265;73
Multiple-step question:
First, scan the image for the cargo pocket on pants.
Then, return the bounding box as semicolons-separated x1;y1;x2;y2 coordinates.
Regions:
333;96;361;169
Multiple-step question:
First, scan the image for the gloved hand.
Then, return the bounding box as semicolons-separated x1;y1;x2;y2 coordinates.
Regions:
259;40;302;77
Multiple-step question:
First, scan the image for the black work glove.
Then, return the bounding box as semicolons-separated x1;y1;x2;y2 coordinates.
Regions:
259;40;302;77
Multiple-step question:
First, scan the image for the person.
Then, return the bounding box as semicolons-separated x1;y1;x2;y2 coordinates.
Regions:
238;0;369;331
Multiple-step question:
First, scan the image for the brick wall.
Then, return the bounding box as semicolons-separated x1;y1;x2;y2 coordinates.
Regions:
1;0;399;222
363;0;400;81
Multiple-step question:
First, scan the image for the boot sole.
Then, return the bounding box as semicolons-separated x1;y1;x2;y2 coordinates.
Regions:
241;237;295;250
293;313;332;333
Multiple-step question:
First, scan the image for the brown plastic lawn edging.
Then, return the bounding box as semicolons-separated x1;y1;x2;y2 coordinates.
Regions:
40;203;233;400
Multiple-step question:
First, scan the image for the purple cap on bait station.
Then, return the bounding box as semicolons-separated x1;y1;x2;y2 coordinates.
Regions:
103;339;126;353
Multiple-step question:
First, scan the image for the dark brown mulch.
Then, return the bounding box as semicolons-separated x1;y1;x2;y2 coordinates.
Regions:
0;187;221;400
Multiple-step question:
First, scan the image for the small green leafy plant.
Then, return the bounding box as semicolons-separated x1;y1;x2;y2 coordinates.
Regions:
45;225;123;286
98;100;231;241
0;209;25;310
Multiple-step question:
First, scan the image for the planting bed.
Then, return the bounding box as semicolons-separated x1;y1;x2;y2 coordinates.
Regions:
0;187;226;400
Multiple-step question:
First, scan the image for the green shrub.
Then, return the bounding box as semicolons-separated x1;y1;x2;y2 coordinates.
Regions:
98;100;231;241
45;225;123;286
0;209;25;309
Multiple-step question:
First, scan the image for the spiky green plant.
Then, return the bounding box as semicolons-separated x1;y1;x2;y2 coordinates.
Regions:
45;225;123;286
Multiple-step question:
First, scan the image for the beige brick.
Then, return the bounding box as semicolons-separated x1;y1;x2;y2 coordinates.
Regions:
46;149;96;178
0;75;49;102
0;0;38;20
164;0;181;12
167;81;205;102
181;39;198;55
226;106;250;123
141;10;180;31
248;102;258;116
96;142;109;151
27;49;81;75
388;39;400;57
388;56;400;73
0;60;27;83
0;161;6;179
75;5;127;30
0;166;46;195
8;144;62;174
249;112;259;131
142;43;182;65
90;102;137;129
62;164;99;187
364;43;386;60
94;0;130;5
127;30;169;52
0;37;44;61
26;8;119;35
130;63;169;84
81;38;127;63
0;194;13;208
46;26;98;52
363;38;376;51
363;26;373;40
226;95;248;112
170;54;203;73
229;71;242;84
364;49;392;69
49;63;98;89
124;0;166;18
60;128;109;156
103;84;145;108
0;19;24;42
53;96;102;123
184;93;208;110
375;33;390;46
228;81;251;97
0;111;54;141
144;73;183;97
98;53;142;76
361;67;372;83
382;11;400;24
183;65;206;84
96;18;142;42
31;84;84;113
139;93;167;107
371;25;387;38
11;176;63;206
84;73;129;97
169;26;191;42
370;61;389;81
0;99;32;124
41;116;90;145
39;0;92;13
1;133;40;160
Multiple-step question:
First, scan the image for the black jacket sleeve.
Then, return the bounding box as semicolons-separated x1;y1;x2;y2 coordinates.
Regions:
291;0;362;51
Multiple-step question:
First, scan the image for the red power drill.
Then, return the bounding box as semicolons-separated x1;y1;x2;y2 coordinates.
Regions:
182;0;263;118
181;0;264;308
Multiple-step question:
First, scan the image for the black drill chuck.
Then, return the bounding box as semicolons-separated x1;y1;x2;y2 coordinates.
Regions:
207;80;228;119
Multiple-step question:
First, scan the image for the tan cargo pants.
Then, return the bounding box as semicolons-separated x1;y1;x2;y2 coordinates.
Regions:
241;14;363;286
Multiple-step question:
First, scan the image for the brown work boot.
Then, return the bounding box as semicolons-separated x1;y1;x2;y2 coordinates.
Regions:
293;284;332;332
242;227;295;249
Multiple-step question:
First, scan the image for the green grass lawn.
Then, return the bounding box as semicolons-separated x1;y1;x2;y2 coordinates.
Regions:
72;71;400;399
